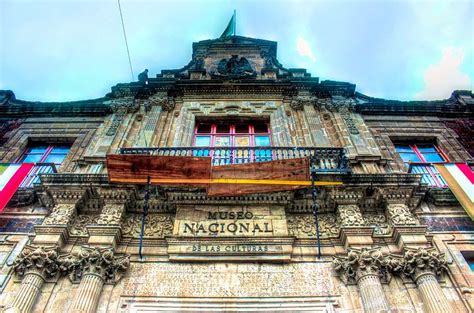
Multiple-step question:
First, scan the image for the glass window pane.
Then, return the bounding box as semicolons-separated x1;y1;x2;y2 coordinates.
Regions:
214;136;230;147
194;136;211;147
235;136;250;147
197;124;211;133
395;145;413;152
235;124;249;133
417;145;437;153
254;123;268;133
22;154;43;163
44;154;67;164
50;147;70;154
255;136;271;146
422;153;444;163
399;153;421;163
216;124;230;133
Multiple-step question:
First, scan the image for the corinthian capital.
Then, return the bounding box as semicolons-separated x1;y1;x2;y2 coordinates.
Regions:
12;245;60;279
333;247;389;285
66;246;130;284
401;247;447;280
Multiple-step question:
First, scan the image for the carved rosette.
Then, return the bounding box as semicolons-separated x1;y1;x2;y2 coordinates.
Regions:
386;203;419;226
66;247;130;284
333;247;389;285
42;204;76;226
337;204;365;227
12;245;60;278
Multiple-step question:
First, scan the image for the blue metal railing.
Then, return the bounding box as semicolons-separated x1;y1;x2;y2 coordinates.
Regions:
408;162;447;188
19;163;57;188
119;146;350;173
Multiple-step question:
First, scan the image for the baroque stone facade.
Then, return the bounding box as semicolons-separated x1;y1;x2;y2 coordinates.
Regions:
0;35;472;312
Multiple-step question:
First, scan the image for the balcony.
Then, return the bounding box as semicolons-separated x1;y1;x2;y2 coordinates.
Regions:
408;162;447;188
119;146;350;173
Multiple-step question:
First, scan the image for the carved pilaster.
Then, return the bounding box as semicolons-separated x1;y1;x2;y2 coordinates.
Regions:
337;204;365;227
388;247;451;313
333;247;391;313
68;247;130;313
386;203;418;226
42;204;76;226
7;246;59;313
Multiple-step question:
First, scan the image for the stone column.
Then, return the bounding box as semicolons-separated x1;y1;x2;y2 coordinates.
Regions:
402;248;452;313
69;247;130;313
333;247;391;313
6;246;59;313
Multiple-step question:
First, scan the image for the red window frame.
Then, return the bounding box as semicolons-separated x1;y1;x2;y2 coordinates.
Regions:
395;144;449;188
192;122;272;147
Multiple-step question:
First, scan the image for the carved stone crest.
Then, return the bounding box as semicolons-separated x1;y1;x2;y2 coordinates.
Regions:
212;55;256;79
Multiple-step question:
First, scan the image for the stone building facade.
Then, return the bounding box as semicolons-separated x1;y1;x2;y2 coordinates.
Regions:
0;36;473;312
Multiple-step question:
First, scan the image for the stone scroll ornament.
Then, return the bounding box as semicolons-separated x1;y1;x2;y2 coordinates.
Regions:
59;246;130;284
333;247;390;285
12;245;60;278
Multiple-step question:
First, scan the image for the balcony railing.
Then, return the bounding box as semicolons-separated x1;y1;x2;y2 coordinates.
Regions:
408;162;447;188
119;147;350;173
19;163;57;188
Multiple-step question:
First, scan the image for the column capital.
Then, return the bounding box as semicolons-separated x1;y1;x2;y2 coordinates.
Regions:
401;247;447;281
62;246;130;284
12;245;60;280
333;247;389;285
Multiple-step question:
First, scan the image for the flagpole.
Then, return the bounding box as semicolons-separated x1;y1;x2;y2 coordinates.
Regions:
234;9;236;36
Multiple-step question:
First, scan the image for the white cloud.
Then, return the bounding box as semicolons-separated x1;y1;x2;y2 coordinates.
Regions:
415;47;472;100
296;36;316;62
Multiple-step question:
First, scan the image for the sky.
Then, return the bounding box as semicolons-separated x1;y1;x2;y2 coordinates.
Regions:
0;0;472;102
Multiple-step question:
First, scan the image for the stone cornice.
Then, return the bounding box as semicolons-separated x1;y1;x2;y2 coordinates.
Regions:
355;90;473;117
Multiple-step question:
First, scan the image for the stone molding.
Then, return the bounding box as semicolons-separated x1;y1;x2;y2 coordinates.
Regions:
333;247;389;285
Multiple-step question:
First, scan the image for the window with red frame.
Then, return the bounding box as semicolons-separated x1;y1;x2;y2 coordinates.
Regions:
17;145;70;187
395;144;449;188
193;121;272;164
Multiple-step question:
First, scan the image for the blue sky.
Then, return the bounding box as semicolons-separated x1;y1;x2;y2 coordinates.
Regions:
0;0;472;102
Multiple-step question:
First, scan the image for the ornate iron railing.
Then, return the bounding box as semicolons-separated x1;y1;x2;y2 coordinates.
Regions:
120;147;350;173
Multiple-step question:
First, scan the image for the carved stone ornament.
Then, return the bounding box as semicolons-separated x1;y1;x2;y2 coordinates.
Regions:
317;97;359;135
386;203;419;226
388;247;448;281
70;215;99;236
12;245;60;278
289;96;315;111
337;204;365;227
333;247;389;285
211;55;256;79
62;246;130;284
42;204;76;226
96;204;125;225
121;214;174;238
156;96;176;112
106;98;140;136
287;214;339;238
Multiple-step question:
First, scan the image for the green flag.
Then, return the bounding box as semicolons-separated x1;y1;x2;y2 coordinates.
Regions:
220;11;236;38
